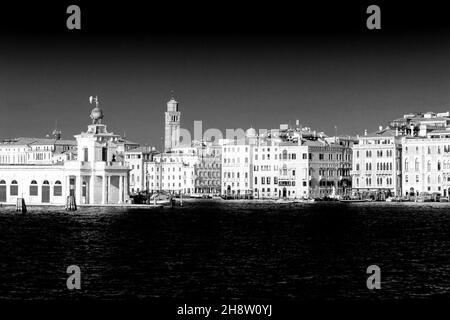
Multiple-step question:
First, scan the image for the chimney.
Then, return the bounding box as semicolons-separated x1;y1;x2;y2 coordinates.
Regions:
395;127;399;136
378;125;383;131
364;129;367;136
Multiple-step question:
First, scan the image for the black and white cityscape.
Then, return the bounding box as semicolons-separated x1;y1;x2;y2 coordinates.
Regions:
0;1;449;317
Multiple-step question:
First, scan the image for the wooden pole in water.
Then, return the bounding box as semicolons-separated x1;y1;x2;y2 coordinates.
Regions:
16;198;27;213
65;195;77;211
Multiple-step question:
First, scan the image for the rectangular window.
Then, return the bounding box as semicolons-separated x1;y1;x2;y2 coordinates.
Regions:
30;185;38;196
54;185;62;196
10;185;18;196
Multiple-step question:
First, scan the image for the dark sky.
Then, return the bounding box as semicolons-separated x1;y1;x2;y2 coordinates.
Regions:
1;2;450;146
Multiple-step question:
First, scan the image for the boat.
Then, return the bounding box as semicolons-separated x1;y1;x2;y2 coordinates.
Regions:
149;192;173;206
296;198;316;203
274;198;295;204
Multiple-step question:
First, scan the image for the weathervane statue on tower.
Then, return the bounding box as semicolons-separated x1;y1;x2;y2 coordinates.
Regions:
89;95;104;124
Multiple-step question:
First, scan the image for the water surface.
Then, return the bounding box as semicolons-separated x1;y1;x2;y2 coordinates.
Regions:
0;201;449;300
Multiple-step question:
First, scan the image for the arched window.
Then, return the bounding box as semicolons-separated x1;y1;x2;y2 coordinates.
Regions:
53;180;62;196
427;160;431;172
405;159;409;171
438;161;441;171
415;158;419;171
43;180;49;185
30;180;38;196
10;180;18;196
282;150;288;160
0;180;5;202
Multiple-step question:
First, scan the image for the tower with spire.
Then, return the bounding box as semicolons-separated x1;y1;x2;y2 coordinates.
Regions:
164;95;181;152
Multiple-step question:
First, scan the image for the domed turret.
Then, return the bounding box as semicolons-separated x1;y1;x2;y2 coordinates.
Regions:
89;95;104;124
90;106;104;124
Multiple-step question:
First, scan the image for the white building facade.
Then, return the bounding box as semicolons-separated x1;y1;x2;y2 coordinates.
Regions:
146;149;197;194
402;133;450;197
351;129;403;198
0;101;130;205
124;146;158;194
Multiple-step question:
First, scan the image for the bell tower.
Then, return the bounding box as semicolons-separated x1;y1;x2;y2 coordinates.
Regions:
164;97;181;152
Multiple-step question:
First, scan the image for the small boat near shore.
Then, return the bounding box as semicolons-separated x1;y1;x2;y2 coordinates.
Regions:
274;198;316;204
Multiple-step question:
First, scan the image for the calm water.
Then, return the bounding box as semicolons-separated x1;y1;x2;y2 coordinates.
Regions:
0;201;449;300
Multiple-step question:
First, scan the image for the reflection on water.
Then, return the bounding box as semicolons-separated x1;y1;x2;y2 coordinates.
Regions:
0;202;450;300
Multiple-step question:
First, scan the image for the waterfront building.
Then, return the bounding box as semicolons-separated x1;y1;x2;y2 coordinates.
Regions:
220;124;353;199
0;99;130;205
124;146;159;194
146;148;197;194
253;142;309;199
305;136;354;198
221;135;254;197
351;128;404;198
402;129;450;197
193;140;222;195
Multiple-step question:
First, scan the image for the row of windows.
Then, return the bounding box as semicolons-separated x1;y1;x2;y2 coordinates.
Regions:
149;167;194;174
223;172;248;179
223;147;249;153
404;159;444;172
405;145;450;154
356;178;393;187
196;171;220;178
0;180;62;196
0;180;61;185
361;139;392;145
255;177;277;185
223;157;249;164
254;165;277;171
196;163;221;169
195;180;220;186
151;182;194;188
315;153;351;161
405;175;447;183
223;182;250;188
355;150;394;158
355;177;393;187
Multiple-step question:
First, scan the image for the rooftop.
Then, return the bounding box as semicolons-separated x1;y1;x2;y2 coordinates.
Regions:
0;137;76;146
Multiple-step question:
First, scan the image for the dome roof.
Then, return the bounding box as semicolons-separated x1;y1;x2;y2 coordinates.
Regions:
90;106;104;124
